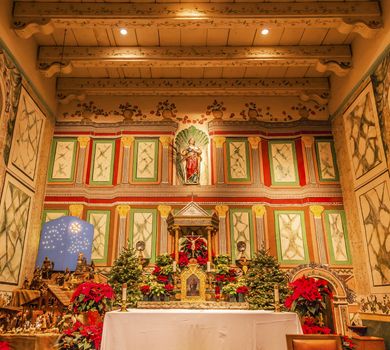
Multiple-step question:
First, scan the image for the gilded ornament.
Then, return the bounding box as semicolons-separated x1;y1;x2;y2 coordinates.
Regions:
215;205;229;218
157;205;172;218
77;136;90;148
117;204;131;218
159;136;172;148
252;205;266;218
301;136;314;148
213;136;226;148
310;205;324;218
69;204;83;218
248;137;261;149
121;136;135;148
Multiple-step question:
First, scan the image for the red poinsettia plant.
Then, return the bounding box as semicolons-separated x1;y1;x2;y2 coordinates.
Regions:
0;341;10;350
71;282;115;315
140;285;151;295
285;276;333;317
301;317;331;334
236;286;249;294
59;320;103;350
164;284;174;294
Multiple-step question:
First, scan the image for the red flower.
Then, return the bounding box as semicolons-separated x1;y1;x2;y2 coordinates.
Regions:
236;286;249;294
215;286;221;294
215;274;226;282
342;336;356;349
178;252;189;267
301;317;331;335
140;285;151;295
0;341;10;350
165;284;174;292
197;256;208;265
157;275;169;283
152;266;161;275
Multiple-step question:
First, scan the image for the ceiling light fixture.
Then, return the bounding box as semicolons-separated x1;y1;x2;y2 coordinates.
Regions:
261;28;269;36
120;28;128;36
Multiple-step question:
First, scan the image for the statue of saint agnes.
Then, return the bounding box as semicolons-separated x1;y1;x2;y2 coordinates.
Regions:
181;137;202;184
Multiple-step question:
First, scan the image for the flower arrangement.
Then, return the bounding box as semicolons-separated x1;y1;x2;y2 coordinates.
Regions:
70;282;115;315
181;236;208;260
342;336;356;350
59;321;103;350
236;286;249;295
301;317;331;335
284;276;333;317
178;252;189;267
0;341;10;350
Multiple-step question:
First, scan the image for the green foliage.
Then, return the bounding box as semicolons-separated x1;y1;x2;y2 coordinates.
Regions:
156;253;173;266
108;247;142;306
245;249;289;310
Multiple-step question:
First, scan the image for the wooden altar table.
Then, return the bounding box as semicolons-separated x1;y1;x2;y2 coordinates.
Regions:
101;309;302;350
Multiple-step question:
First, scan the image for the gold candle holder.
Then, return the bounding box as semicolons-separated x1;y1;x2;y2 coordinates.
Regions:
273;302;281;313
120;299;128;312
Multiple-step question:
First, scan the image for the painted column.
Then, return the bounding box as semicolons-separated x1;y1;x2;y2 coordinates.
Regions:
302;136;317;184
252;205;266;250
206;226;213;262
248;136;261;185
116;205;131;257
69;204;84;219
174;225;180;262
157;205;172;254
213;136;226;184
310;205;327;264
215;205;229;254
76;136;90;184
121;136;134;184
159;136;172;184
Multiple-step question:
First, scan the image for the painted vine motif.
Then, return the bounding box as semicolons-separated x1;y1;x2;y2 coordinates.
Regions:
60;98;328;124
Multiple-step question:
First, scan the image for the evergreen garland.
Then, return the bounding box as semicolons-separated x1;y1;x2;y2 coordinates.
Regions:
108;247;142;306
246;249;289;310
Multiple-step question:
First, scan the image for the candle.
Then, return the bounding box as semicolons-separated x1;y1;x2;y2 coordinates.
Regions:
173;261;177;273
122;283;127;301
206;261;211;272
274;284;280;304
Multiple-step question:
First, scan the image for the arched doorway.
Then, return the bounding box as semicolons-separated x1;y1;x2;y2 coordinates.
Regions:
289;265;354;335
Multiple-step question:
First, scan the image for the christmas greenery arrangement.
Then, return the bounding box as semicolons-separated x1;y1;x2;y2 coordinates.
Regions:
108;247;143;306
245;249;289;309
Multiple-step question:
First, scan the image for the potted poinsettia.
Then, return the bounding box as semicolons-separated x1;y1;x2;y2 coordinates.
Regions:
71;282;115;316
236;285;249;302
0;341;10;350
285;276;333;334
222;283;238;302
59;321;103;350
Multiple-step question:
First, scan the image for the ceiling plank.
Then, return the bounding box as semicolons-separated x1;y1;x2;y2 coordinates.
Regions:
13;1;382;39
38;45;352;77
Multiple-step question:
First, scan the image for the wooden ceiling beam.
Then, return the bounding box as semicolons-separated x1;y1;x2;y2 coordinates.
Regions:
13;1;382;39
38;45;352;78
56;77;330;104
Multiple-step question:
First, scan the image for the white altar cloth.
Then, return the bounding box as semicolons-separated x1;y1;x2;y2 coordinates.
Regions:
101;309;302;350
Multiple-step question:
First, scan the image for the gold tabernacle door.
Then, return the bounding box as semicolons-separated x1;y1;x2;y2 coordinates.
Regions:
181;263;206;302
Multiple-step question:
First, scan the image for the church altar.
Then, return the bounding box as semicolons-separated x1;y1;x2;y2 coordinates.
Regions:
101;309;302;350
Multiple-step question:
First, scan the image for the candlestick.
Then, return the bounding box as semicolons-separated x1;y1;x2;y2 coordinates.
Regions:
274;284;280;312
207;261;211;272
173;261;177;273
120;283;127;312
274;284;279;303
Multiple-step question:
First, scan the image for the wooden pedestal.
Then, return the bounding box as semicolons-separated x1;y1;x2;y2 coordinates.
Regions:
352;335;385;350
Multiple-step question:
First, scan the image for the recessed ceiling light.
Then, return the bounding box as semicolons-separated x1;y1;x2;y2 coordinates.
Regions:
261;28;269;36
120;28;128;36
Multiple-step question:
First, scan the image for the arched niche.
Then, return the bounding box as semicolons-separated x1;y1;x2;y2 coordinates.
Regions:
288;264;355;335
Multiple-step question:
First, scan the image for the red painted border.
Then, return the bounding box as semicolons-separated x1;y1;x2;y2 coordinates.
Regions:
295;139;306;186
112;138;121;185
261;139;271;187
85;141;93;185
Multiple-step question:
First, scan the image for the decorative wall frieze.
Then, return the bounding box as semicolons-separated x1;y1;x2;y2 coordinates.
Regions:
56;77;330;101
44;184;343;203
359;294;390;315
13;2;382;38
208;119;331;133
38;46;351;78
